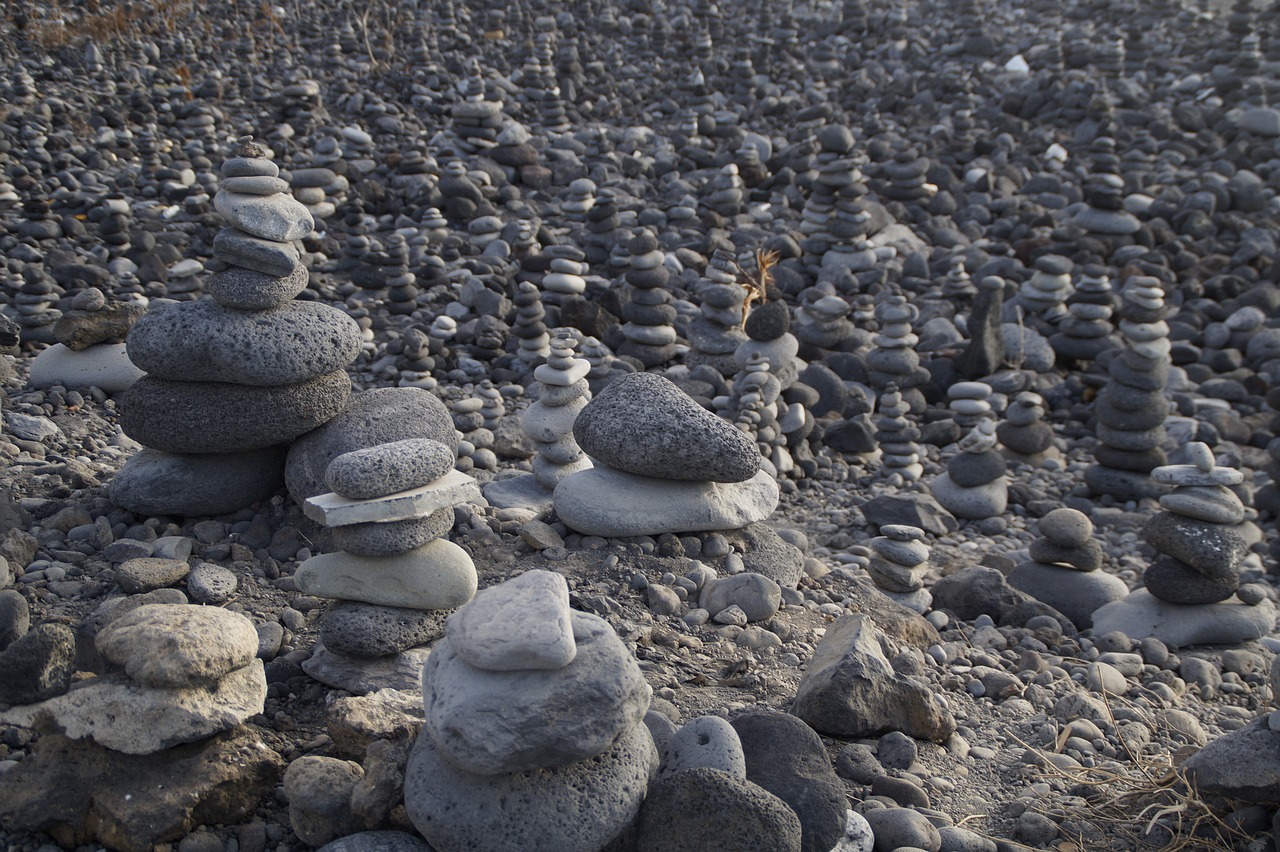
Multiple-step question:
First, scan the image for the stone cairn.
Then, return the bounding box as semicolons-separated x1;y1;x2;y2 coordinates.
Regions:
452;396;498;474
1049;262;1119;363
874;384;923;483
1141;443;1250;605
794;286;855;356
296;440;482;694
947;381;994;432
1084;277;1171;501
867;293;927;414
729;299;806;477
114;138;359;517
405;570;656;850
512;280;551;366
687;248;749;376
931;420;1008;521
1013;254;1073;334
618;229;679;368
867;524;932;614
28;287;146;395
1007;508;1127;628
998;391;1058;465
539;244;589;308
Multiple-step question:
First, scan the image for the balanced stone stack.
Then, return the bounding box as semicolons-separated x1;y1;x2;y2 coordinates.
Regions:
800;124;870;272
998;391;1058;465
687;249;749;376
405;570;656;851
28;288;146;394
512;280;551;365
450;76;505;156
931;420;1008;521
383;233;419;317
1084;277;1171;501
867;524;932;614
618;230;679;368
1008;508;1127;628
794;287;855;355
554;372;778;538
942;255;976;300
867;294;928;414
701;163;746;220
1141;444;1250;605
1049;263;1119;363
114;138;359;517
539;244;589;306
289;164;344;224
947;381;994;432
0;604;267;756
875;384;923;483
1012;254;1073;333
296;440;482;694
1073;136;1141;246
452;397;498;474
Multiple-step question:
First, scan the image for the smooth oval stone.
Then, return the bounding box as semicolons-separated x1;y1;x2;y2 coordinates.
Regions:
214;190;314;242
1029;538;1103;571
1144;557;1239;605
1141;512;1248;579
1038;508;1093;547
126;301;360;386
947;450;1006;487
1150;464;1244;487
869;537;929;566
120;371;352;454
949;381;993;400
222;156;279;178
213;227;300;277
325;439;457;500
220;175;290;195
295;539;477;610
1159;486;1246;525
109;446;286;517
573;373;760;482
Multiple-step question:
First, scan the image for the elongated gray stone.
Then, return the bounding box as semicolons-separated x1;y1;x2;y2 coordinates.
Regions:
325;439;458;500
214;190;313;242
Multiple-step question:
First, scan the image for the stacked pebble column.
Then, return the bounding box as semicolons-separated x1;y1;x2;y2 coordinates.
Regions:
618;229;679;367
1141;443;1250;605
867;524;932;613
1007;507;1127;627
930;421;1009;521
1084;277;1171;501
114;137;359;517
525;334;594;490
875;385;923;483
296;440;482;693
687;249;748;377
868;294;928;414
1049;263;1118;363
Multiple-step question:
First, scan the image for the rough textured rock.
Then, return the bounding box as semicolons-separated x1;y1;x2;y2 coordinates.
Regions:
792;615;955;742
283;756;364;847
108;447;286;517
0;622;76;706
573;372;761;481
325;438;458;499
96;604;259;688
1182;717;1280;805
0;727;283;852
320;602;450;659
445;569;576;672
636;767;803;852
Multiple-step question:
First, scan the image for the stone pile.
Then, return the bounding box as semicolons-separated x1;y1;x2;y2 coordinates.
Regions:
618;230;679;368
931;420;1008;521
794;287;855;355
867;293;927;414
1049;263;1118;363
296;439;482;694
1013;254;1073;332
1084;276;1171;502
947;381;993;432
512;280;551;366
997;391;1057;465
405;570;656;851
28;287;146;394
554;372;778;538
874;385;923;483
113;138;360;517
1008;508;1127;628
687;249;749;376
866;524;932;614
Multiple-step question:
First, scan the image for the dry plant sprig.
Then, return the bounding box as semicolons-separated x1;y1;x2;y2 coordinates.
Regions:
730;247;780;330
1010;696;1254;852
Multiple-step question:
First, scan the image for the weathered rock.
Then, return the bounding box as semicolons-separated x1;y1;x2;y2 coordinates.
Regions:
445;569;576;672
283;756;364;847
96;604;259;688
636;767;803;852
109;447;286;517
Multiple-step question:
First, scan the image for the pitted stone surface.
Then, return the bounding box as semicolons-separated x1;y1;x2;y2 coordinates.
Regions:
325;439;457;500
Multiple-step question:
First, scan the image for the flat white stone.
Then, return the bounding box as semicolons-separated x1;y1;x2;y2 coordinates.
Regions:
534;359;590;387
446;570;576;671
304;469;481;527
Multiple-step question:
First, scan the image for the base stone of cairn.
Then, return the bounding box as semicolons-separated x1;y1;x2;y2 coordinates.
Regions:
113;138;359;517
930;421;1008;521
297;440;481;695
1007;508;1127;628
1092;443;1274;646
405;570;656;852
554;372;778;538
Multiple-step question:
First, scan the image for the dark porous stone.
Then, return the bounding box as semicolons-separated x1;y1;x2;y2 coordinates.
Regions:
1029;538;1103;572
121;372;351;455
0;623;76;707
206;262;309;310
1141;512;1248;578
1144;556;1238;604
0;589;31;653
862;493;957;536
745;300;790;342
1093;444;1166;472
110;447;286;518
635;767;802;852
320;602;450;658
947;450;1006;487
997;421;1055;455
330;507;455;557
731;710;847;852
286;388;459;502
574;372;760;482
822;416;877;454
54;302;146;351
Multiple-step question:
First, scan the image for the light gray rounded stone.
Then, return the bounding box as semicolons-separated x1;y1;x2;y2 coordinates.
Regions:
662;716;747;779
573;372;760;482
95;603;259;688
423;611;651;776
126;301;361;386
1037;508;1093;548
325;438;457;500
214;189;314;243
405;717;656;852
699;574;782;622
445;569;575;672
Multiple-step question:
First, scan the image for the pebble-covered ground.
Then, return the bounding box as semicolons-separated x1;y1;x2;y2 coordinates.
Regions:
2;0;1280;850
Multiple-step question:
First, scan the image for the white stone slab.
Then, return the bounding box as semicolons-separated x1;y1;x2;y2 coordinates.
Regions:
304;468;481;527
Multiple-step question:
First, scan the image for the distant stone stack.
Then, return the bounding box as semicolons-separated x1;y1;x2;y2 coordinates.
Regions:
383;233;419;317
1050;263;1119;363
875;385;923;483
450;75;505;156
701;163;746;220
525;335;595;490
1015;254;1073;333
794;287;855;355
618;230;679;367
1073;136;1141;246
405;571;656;850
512;280;551;365
114;138;359;517
998;392;1058;465
931;421;1008;521
800;124;869;271
867;524;932;614
867;294;928;415
452;397;498;474
539;244;589;307
29;287;146;394
297;441;482;694
1008;508;1127;628
289;162;345;225
583;189;620;265
1141;444;1250;605
1084;277;1171;501
942;255;976;300
947;381;994;432
687;249;749;376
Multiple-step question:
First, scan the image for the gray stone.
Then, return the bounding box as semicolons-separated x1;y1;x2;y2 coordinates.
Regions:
320;602;450;658
930;472;1007;520
699;573;782;622
126;301;360;386
1007;562;1129;629
732;709;849;852
1091;590;1275;648
1037;508;1093;548
863;807;942;852
1028;538;1103;571
0;623;76;707
946;451;1006;487
97;604;258;688
121;371;352;454
302;644;431;695
793;615;955;742
573;372;760;482
213;227;300;277
286;388;459;502
1159;486;1245;525
29;343;146;393
554;467;779;537
423;611;650;775
214;190;313;243
1141;512;1248;578
186;563;239;604
318;832;432;852
0;589;29;653
206;263;309;311
445;569;576;672
721;523;806;588
405;717;656;852
1000;323;1055;371
115;557;190;593
110;447;286;517
1183;717;1280;805
862;493;956;536
325;439;457;500
295;539;477;610
662;716;746;779
635;768;802;852
283;755;363;847
330;507;454;557
1143;557;1239;605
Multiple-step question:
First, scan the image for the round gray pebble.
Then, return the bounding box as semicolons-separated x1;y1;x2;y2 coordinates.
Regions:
186;563;239;604
662;715;747;779
325;438;456;500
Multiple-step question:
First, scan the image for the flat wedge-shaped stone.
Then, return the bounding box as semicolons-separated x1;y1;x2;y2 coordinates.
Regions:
304;469;480;527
